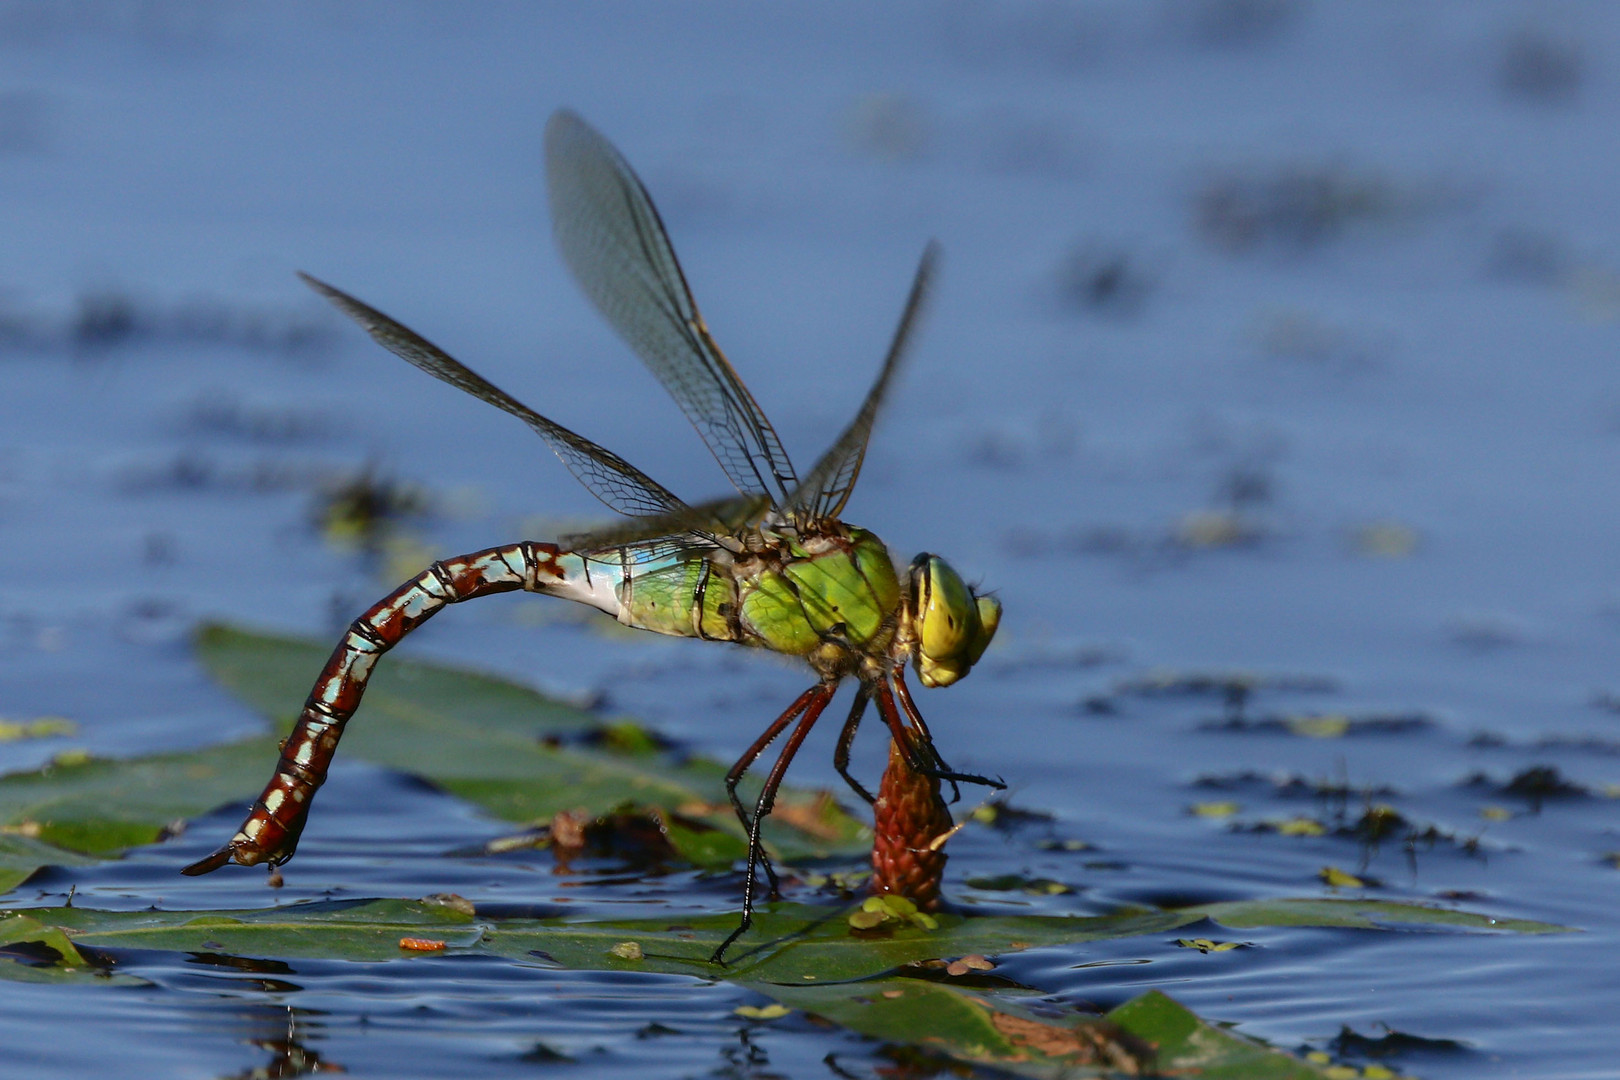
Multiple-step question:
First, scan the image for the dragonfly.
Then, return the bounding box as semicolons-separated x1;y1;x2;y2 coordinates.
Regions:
183;110;1003;963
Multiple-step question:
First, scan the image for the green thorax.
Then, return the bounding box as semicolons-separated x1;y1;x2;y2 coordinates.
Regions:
614;526;902;660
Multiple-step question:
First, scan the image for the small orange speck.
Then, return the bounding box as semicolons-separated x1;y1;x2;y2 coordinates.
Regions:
399;937;446;952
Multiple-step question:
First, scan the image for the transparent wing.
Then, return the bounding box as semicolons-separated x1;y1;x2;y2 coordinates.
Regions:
301;272;687;520
545;110;798;507
575;536;709;568
560;493;771;557
784;242;938;525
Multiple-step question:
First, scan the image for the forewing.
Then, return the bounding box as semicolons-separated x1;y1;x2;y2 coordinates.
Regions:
545;110;798;505
784;242;939;524
301;272;686;519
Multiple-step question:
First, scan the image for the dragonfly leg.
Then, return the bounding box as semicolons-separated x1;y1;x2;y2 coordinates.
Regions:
182;542;566;877
832;686;875;805
711;682;836;965
878;676;1006;802
723;685;823;898
873;678;933;775
889;670;955;799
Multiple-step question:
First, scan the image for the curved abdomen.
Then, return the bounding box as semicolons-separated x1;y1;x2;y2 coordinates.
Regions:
183;542;587;874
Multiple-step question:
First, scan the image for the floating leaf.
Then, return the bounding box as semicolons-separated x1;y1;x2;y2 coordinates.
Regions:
1277;817;1327;836
0;896;1559;1076
733;1003;790;1020
193;624;868;866
1320;866;1366;889
768;981;1338;1078
848;894;939;933
1287;714;1351;738
0;735;282;858
0;622;873;892
1175;938;1247;953
0;835;101;894
0;717;76;742
0;895;1563;989
946;953;995;976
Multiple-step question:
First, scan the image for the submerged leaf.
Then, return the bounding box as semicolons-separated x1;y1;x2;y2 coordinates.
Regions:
0;735;282;858
193;624;868;865
0;835;101;894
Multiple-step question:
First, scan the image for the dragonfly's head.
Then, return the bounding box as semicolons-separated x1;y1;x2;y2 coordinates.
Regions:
906;554;1001;688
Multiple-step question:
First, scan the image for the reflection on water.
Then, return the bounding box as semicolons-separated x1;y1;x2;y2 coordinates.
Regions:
217;1008;342;1080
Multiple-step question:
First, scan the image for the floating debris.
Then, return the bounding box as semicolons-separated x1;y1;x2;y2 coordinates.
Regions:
1175;938;1248;953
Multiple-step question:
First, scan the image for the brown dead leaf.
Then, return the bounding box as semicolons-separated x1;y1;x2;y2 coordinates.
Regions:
549;809;588;851
771;792;844;841
988;1012;1152;1074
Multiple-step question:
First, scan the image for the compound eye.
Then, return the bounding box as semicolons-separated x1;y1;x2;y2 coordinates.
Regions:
966;594;1001;666
914;555;977;661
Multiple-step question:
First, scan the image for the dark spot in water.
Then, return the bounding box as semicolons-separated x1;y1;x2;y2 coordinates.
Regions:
1201;712;1433;737
1055;242;1155;317
1331;1023;1469;1060
474;903;570;921
1194;162;1404;252
518;1041;574;1064
1497;28;1583;105
74;292;139;348
1461;765;1588;813
1502;765;1588;805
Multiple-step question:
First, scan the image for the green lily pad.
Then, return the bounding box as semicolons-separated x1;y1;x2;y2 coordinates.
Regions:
0;835;103;893
193;624;868;864
1;894;1557;1074
763;982;1332;1079
0;623;870;892
0;737;282;857
0;893;1563;984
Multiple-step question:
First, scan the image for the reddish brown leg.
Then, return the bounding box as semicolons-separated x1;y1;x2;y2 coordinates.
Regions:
722;685;824;898
832;686;875;805
876;675;1005;800
873;678;931;774
890;671;938;750
711;682;836;965
182;542;563;877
